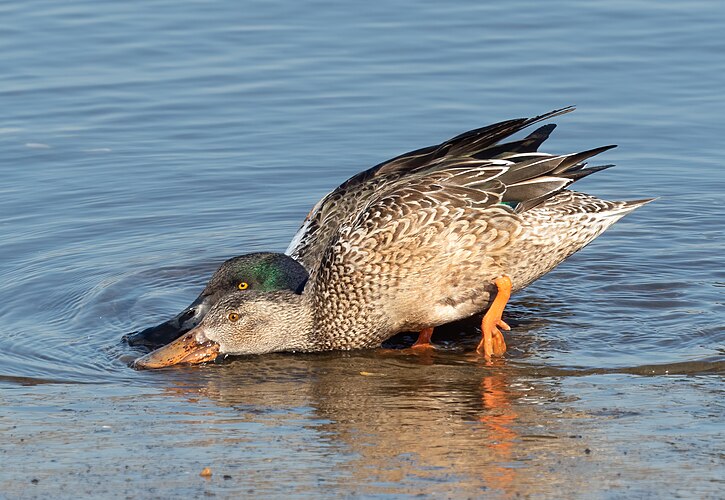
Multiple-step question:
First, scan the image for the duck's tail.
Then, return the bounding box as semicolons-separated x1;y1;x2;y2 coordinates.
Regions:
508;193;654;291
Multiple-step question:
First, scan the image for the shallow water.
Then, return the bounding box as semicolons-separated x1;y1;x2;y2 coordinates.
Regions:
1;0;723;497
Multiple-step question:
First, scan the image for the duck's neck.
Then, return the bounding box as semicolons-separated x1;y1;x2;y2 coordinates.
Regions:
256;292;317;353
262;290;389;353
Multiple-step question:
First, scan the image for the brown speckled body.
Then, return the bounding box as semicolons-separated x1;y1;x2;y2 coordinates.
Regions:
160;109;653;357
302;186;649;351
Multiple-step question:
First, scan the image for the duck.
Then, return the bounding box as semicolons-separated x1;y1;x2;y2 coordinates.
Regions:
133;108;652;368
126;107;578;350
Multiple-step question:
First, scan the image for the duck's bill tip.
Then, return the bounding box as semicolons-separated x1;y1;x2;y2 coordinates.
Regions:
132;330;220;370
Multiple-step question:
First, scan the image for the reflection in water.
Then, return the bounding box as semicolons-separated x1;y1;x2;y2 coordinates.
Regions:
479;371;518;493
3;350;722;497
135;349;724;497
148;353;594;496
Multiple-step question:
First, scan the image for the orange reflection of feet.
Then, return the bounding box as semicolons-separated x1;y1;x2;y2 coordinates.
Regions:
478;373;518;493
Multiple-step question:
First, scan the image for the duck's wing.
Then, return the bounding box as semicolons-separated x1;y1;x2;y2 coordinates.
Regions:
369;106;574;176
286;107;575;271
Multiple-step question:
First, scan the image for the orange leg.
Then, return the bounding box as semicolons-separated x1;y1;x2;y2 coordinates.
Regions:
476;276;512;358
411;327;434;350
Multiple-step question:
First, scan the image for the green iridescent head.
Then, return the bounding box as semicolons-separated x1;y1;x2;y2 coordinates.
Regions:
202;252;308;295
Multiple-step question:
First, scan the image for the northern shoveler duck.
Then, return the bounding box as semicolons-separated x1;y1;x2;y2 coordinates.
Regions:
133;107;652;368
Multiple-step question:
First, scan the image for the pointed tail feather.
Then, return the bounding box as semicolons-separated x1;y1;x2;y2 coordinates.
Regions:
601;198;657;218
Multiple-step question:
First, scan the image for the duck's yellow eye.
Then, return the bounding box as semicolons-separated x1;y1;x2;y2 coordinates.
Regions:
238;282;249;290
228;312;240;322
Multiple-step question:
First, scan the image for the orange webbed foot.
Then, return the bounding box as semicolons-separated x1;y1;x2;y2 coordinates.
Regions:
476;276;512;358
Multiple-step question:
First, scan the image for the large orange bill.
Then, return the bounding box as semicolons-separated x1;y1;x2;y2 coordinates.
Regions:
133;329;220;369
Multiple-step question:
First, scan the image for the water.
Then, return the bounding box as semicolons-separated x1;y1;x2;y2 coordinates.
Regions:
1;0;723;497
